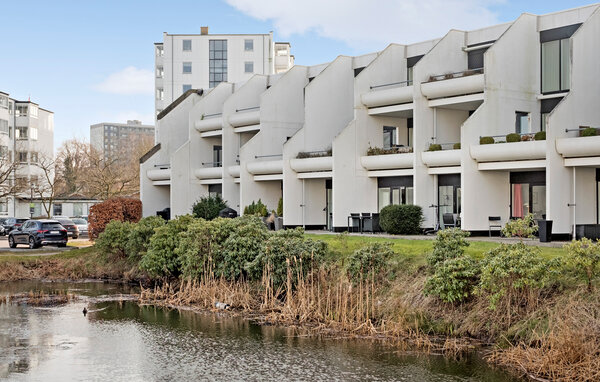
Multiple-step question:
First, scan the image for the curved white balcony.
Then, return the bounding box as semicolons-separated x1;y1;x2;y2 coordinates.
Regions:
195;116;223;132
290;156;333;173
421;74;484;100
361;85;413;108
229;110;260;127
246;160;283;175
470;141;546;162
360;153;414;170
146;168;171;181
421;150;461;167
556;136;600;158
194;167;223;179
227;165;241;178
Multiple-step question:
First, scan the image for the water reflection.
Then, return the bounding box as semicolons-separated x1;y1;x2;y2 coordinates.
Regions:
0;282;519;381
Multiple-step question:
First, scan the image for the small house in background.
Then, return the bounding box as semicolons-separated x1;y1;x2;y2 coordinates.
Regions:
18;194;101;218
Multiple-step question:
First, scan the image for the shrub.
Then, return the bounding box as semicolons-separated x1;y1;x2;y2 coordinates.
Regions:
246;228;327;289
424;256;479;303
192;195;228;220
428;143;442;152
367;146;413;156
219;216;269;280
426;228;470;267
88;198;142;239
582;127;597;137
347;243;394;284
506;133;521;143
379;204;423;235
453;142;461;150
125;216;165;262
478;243;560;310
243;199;268;217
95;220;133;259
502;213;538;240
534;131;546;141
277;197;283;216
480;136;495;145
139;215;194;278
564;238;600;291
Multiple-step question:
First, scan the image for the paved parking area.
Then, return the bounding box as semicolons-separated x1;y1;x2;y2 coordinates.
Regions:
0;234;92;253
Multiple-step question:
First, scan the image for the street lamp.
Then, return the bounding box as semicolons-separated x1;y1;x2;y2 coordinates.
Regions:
29;183;35;218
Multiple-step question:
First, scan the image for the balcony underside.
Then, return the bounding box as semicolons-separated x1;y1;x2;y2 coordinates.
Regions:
428;93;483;110
200;129;222;138
233;124;260;133
297;171;332;179
366;169;414;178
367;103;413;118
478;160;546;171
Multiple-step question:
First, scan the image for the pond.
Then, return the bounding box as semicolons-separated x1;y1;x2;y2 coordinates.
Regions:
0;281;519;381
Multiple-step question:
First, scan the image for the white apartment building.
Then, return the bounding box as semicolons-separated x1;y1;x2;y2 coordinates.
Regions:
142;4;600;239
154;27;294;117
90;120;154;160
0;91;54;217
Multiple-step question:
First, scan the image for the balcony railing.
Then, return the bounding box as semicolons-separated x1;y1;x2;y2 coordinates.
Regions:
557;127;600;158
420;68;484;100
362;80;414;108
424;68;483;83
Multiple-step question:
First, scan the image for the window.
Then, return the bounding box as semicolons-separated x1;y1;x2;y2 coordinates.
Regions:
155;45;164;57
0;199;7;213
244;39;253;51
29;105;38;118
377;176;413;212
467;47;488;70
244;61;254;73
438;175;461;228
407;118;414;147
30;127;38;140
515;112;530;134
53;203;62;216
540;98;561;131
16;105;28;117
406;55;423;86
182;84;192;93
0;119;7;134
208;184;222;197
383;126;397;149
156;66;164;78
16;126;28;139
18;151;27;163
209;40;228;88
73;203;83;217
213;145;222;167
30;152;38;163
510;171;546;220
182;62;192;73
182;39;192;51
0;95;7;109
540;24;581;94
156;88;164;100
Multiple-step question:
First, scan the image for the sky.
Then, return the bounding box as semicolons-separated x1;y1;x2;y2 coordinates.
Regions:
0;0;596;151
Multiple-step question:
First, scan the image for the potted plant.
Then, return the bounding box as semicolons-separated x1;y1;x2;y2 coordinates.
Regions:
274;197;284;230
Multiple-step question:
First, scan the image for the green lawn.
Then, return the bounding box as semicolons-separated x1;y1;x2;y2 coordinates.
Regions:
306;233;568;267
0;246;95;263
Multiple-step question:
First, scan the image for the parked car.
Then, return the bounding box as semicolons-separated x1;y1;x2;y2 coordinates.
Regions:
8;219;68;249
0;225;5;236
55;218;79;239
3;218;28;233
71;218;88;237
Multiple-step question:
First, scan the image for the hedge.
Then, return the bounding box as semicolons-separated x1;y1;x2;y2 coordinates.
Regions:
89;198;142;239
379;204;423;235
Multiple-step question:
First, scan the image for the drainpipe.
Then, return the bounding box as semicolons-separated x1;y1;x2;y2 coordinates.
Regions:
433;174;438;229
433;108;437;143
301;179;305;229
573;167;576;240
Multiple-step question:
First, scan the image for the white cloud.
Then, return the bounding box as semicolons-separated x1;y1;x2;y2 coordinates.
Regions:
226;0;502;47
94;66;154;95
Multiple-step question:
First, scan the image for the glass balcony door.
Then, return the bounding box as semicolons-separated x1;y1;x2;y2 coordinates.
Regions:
511;183;546;220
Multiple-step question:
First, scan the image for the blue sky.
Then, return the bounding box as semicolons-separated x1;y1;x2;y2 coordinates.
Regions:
0;0;595;150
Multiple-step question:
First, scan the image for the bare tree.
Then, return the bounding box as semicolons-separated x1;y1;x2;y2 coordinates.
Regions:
0;150;24;201
55;138;91;195
32;153;58;218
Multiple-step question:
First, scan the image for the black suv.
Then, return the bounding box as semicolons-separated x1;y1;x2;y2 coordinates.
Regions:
3;217;28;233
8;219;68;249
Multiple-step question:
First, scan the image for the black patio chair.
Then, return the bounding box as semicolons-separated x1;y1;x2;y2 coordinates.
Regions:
442;213;456;228
348;213;361;233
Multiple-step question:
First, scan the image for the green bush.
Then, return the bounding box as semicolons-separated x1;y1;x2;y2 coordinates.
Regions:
564;238;600;291
246;228;327;289
277;197;283;217
125;216;165;262
219;216;269;280
427;228;470;267
506;133;521;143
192;195;228;220
478;243;560;310
243;199;268;217
379;204;423;235
139;215;194;278
502;213;538;239
424;256;479;303
453;142;461;150
95;220;133;259
347;243;394;284
534;131;546;141
480;136;495;145
428;143;442;152
582;127;597;137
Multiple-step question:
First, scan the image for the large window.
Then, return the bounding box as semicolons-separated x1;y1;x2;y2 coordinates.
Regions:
182;39;192;51
510;171;546;220
540;24;580;94
406;55;423;86
16;105;27;117
244;61;254;73
0;119;8;134
182;62;192;74
383;126;397;149
0;95;8;109
244;39;253;51
18;151;27;163
377;176;413;212
209;40;228;88
16;126;28;139
155;45;164;57
438;174;461;228
208;184;222;197
213;145;222;167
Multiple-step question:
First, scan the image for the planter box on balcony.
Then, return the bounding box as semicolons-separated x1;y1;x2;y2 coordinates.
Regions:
229;110;260;127
421;74;484;100
556;136;600;158
361;85;413;108
360;153;414;170
195;116;223;132
228;165;241;178
147;168;171;181
470;140;546;162
246;160;283;175
194;167;223;179
421;149;461;167
290;156;333;173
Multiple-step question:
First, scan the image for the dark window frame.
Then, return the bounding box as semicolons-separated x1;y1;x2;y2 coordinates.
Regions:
509;171;546;219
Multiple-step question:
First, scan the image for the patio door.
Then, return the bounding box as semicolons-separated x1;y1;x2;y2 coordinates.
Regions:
377;176;413;212
597;169;600;223
438;174;461;228
510;171;546;220
326;180;332;231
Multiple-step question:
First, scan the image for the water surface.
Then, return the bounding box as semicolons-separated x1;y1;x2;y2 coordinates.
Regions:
0;281;519;381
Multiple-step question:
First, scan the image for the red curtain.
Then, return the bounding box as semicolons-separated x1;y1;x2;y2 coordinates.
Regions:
512;184;523;218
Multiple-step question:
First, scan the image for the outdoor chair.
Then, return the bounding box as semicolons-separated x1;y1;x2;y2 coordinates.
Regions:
488;216;502;237
363;213;380;233
348;213;361;233
442;213;457;228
